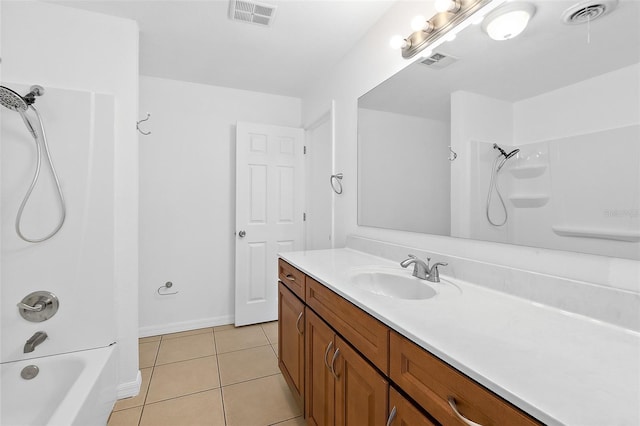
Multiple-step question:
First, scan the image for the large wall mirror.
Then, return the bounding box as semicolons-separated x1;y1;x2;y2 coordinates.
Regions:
358;0;640;260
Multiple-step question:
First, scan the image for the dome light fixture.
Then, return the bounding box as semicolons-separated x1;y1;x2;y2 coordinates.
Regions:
482;2;536;41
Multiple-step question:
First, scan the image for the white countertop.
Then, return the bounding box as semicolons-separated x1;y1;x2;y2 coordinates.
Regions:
280;248;640;426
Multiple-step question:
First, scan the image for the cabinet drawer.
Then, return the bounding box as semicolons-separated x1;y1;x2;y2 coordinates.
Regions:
278;258;305;300
306;277;389;374
388;387;437;426
389;331;540;426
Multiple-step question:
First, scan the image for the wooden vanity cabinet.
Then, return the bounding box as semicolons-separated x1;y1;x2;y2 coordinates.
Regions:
278;283;305;410
278;259;541;426
389;331;540;426
305;308;389;426
388;387;437;426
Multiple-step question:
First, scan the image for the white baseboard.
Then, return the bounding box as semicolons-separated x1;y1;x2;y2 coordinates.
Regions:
117;370;142;400
138;315;235;338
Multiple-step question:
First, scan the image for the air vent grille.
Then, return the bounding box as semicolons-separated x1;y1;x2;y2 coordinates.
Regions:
562;0;618;25
229;0;277;27
420;52;458;70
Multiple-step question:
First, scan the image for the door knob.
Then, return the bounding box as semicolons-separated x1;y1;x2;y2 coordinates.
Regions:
238;230;246;238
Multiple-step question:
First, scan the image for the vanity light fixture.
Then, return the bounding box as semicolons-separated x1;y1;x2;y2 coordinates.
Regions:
391;0;504;59
482;2;536;41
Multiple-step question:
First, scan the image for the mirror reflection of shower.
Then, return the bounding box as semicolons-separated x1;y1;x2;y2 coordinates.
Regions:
0;84;66;242
486;143;520;227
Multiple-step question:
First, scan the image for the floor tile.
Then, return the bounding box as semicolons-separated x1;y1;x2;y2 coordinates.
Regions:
272;343;279;357
139;335;161;344
161;327;213;340
107;406;142;426
140;389;225;426
139;341;160;368
155;333;216;365
271;416;306;426
215;324;270;354
218;345;280;386
213;323;235;332
223;374;301;426
113;367;153;411
262;321;278;345
146;356;220;403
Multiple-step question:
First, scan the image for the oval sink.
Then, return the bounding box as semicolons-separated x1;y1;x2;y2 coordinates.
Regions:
349;270;437;300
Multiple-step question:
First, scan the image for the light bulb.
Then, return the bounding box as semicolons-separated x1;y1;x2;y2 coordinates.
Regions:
411;15;427;31
389;35;408;49
420;49;434;59
434;0;459;13
445;33;457;42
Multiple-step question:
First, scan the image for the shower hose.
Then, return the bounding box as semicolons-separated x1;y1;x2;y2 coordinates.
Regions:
15;105;66;242
486;155;508;227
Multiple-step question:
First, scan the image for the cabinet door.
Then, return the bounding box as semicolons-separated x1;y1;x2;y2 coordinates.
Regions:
333;335;388;426
278;283;305;410
388;387;437;426
305;308;336;426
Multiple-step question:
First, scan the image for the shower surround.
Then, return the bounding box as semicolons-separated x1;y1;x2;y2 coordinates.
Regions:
0;85;119;424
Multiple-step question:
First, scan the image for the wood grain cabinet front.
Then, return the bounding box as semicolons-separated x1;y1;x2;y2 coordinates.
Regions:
278;283;305;411
278;258;306;300
387;387;437;426
305;308;389;426
389;331;540;426
305;276;389;374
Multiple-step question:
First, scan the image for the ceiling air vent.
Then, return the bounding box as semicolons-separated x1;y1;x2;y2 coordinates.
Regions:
420;52;458;70
229;0;277;27
562;0;618;24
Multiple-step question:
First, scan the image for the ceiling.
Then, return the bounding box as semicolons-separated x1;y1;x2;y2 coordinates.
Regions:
360;0;640;121
46;0;396;98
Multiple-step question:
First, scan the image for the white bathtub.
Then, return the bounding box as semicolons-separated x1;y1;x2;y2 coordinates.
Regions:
1;345;117;426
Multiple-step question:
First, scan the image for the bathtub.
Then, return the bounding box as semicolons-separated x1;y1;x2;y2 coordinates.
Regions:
1;345;117;426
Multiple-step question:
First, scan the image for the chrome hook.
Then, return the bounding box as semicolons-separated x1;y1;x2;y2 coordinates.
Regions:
448;146;458;161
137;112;151;136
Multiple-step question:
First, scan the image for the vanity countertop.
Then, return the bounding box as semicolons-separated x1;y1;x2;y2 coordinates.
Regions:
280;248;640;426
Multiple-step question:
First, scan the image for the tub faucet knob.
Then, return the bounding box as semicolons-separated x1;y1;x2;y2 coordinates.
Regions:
24;331;48;353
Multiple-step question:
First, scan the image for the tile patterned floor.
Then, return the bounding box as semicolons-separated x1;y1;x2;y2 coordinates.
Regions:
107;322;304;426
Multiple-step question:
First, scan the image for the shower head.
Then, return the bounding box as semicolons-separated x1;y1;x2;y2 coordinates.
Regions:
493;143;519;159
0;85;45;112
0;86;29;112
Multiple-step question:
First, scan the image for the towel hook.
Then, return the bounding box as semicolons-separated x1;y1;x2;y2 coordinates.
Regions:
137;112;151;136
448;146;458;162
157;281;178;296
330;173;343;194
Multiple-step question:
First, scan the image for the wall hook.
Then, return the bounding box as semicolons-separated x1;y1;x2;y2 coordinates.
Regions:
330;173;343;194
157;281;178;296
137;112;152;136
448;146;458;162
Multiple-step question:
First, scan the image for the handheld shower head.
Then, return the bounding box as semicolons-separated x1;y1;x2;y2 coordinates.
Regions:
0;86;29;112
493;143;520;159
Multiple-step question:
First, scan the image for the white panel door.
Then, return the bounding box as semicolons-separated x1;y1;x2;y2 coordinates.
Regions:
235;122;304;326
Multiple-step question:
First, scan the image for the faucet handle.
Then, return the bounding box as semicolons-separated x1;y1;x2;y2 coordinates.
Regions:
427;262;448;283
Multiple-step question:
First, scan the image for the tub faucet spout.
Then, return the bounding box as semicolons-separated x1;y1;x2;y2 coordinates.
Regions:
24;331;48;353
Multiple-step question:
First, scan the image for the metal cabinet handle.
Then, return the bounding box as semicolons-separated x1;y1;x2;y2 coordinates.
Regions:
295;311;304;335
16;302;44;312
330;348;340;379
324;341;334;371
447;397;484;426
386;406;397;426
285;274;296;281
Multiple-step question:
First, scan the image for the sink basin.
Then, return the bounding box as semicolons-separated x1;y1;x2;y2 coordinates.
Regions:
348;269;437;300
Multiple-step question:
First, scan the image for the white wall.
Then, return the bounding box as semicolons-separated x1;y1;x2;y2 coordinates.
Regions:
301;1;640;293
138;76;300;336
1;1;139;396
358;108;450;234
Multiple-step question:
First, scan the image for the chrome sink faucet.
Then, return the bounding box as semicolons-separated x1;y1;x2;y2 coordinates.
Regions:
400;254;448;282
24;331;47;353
